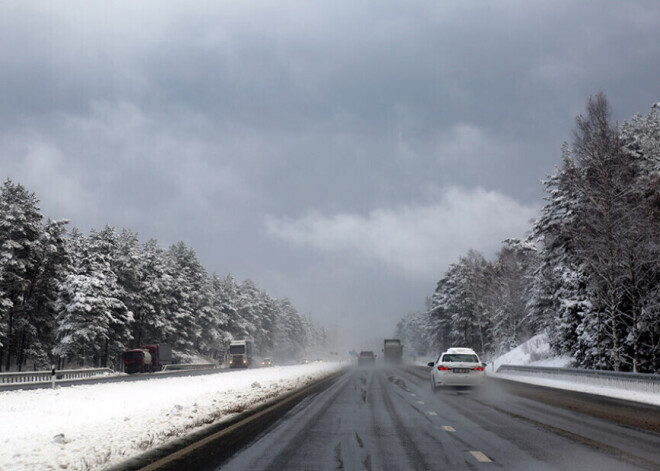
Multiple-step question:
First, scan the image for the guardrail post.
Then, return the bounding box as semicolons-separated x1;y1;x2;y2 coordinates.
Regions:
51;365;56;389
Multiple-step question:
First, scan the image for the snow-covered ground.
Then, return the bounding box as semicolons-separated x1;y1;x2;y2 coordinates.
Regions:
488;334;660;407
0;362;343;471
487;333;572;373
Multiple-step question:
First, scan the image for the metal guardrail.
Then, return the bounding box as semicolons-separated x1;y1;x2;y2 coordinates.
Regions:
0;364;217;386
161;363;217;372
496;364;660;395
0;367;114;384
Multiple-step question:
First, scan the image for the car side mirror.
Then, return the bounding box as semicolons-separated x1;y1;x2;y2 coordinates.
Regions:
427;362;434;367
482;362;487;367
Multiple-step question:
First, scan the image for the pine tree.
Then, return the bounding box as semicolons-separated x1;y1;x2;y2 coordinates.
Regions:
53;228;133;368
16;219;71;370
489;241;537;353
0;180;44;371
272;298;305;360
131;238;174;346
619;103;660;371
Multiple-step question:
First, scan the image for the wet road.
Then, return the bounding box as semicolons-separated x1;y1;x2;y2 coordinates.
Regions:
218;366;660;470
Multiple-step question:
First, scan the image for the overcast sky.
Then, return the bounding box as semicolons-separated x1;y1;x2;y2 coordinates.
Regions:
2;1;659;349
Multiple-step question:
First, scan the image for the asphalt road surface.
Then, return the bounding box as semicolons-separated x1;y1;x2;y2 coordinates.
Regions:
217;365;660;471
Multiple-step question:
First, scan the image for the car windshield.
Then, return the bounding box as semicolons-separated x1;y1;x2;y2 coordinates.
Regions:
441;354;479;363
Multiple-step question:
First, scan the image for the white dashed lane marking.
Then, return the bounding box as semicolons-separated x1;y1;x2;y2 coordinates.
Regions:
442;425;456;432
469;451;492;463
428;411;437;416
417;401;425;404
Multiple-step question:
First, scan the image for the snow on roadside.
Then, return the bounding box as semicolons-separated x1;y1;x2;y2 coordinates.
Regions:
494;373;660;407
486;332;572;374
0;362;343;471
488;334;660;407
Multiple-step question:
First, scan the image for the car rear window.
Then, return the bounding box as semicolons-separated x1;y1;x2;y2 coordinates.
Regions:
441;354;478;363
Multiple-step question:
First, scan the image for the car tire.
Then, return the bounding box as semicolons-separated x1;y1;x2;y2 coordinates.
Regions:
431;377;437;392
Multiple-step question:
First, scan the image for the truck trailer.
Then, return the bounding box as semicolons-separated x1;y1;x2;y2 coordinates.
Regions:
123;343;173;373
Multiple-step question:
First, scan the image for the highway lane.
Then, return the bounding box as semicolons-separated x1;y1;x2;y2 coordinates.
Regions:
217;365;660;470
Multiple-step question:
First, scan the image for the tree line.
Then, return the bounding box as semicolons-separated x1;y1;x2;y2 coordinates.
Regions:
397;94;660;373
0;182;326;371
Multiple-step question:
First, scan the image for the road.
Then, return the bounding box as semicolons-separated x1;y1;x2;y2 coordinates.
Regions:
217;365;660;471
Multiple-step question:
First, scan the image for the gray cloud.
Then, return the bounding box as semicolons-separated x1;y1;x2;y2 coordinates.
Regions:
265;186;538;278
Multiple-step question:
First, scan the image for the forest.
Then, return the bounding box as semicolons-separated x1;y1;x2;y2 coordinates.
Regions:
0;184;327;371
397;95;660;373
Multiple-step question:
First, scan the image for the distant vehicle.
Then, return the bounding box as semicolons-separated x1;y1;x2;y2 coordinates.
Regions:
261;358;273;367
383;339;403;363
229;340;253;368
428;347;486;390
357;351;376;366
123;349;152;373
301;359;310;364
123;344;173;374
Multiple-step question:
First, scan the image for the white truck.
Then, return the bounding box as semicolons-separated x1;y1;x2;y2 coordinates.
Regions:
229;339;253;368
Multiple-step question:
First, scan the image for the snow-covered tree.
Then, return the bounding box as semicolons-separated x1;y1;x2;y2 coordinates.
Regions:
530;95;660;371
53;228;133;368
15;219;71;370
488;240;538;353
0;180;333;370
272;298;305;360
163;241;208;352
0;180;45;371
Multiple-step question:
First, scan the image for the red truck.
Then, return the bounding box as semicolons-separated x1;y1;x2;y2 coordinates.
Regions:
123;344;173;374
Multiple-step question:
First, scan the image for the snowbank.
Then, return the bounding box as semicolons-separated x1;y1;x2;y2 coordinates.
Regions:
494;372;660;407
0;362;342;471
488;334;660;407
487;333;572;374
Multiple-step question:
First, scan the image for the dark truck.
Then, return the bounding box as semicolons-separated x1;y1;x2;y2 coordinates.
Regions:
383;339;403;363
123;344;173;373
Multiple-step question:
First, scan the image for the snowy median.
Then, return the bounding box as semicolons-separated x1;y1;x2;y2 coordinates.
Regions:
0;362;343;471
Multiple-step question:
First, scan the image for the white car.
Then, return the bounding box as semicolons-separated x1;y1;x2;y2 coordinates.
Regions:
428;347;486;390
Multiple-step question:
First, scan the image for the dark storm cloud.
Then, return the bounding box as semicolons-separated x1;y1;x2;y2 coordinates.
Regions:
1;0;660;343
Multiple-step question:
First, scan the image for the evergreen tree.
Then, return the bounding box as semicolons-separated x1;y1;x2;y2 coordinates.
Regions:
163;241;208;352
53;228;133;368
0;180;44;371
16;219;71;370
